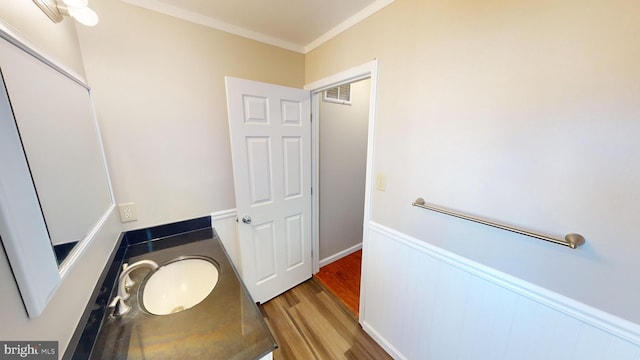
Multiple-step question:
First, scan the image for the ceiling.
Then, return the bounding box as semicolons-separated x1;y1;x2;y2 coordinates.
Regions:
120;0;394;53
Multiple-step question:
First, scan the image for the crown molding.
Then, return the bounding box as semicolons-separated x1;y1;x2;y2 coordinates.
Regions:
121;0;394;54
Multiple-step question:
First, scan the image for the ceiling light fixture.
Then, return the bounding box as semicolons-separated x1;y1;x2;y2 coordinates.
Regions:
33;0;99;27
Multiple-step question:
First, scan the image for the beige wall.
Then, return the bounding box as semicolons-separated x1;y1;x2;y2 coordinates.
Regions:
75;0;305;232
306;0;640;324
319;79;370;261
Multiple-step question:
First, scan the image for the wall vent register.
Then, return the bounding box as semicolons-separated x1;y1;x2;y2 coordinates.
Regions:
323;83;351;105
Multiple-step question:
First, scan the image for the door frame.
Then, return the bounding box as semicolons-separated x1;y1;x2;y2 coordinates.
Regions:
304;60;379;275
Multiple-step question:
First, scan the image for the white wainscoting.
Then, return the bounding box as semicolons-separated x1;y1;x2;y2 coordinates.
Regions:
361;222;640;360
211;209;239;270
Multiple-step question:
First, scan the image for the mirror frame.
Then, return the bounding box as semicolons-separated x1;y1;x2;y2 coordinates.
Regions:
0;25;115;317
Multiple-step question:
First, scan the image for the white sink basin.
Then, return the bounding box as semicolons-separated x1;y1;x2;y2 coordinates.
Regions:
141;257;219;315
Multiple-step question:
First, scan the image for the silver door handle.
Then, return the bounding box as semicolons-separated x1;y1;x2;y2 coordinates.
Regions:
241;215;252;224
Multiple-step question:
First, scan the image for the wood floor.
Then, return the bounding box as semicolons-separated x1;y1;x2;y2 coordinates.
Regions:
314;250;362;315
259;278;391;360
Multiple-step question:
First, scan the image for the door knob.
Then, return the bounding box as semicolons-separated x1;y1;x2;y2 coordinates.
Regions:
242;215;252;224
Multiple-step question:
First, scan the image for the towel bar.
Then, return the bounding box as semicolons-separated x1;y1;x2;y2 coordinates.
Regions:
412;198;585;249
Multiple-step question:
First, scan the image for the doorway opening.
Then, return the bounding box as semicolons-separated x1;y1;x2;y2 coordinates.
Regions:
306;61;378;317
314;77;370;315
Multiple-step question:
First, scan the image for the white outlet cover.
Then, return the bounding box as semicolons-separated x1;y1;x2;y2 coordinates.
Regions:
118;203;137;222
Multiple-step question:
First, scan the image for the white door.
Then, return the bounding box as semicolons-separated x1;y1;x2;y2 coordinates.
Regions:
225;77;312;303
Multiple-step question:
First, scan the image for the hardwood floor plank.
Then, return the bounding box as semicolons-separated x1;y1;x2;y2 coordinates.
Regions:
315;250;362;314
260;278;391;360
287;303;350;359
313;291;391;360
290;281;352;358
262;296;316;359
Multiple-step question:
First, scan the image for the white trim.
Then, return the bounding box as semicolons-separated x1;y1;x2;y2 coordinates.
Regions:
58;205;115;278
304;61;374;91
210;208;237;222
0;20;88;87
319;243;362;268
310;93;321;274
305;60;379;282
120;0;305;53
304;0;395;53
0;83;61;317
59;83;117;278
120;0;394;54
367;221;640;346
360;321;408;360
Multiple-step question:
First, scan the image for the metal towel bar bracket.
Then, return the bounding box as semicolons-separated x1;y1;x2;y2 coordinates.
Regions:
412;198;585;249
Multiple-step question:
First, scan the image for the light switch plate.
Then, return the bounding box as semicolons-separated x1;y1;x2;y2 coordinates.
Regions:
375;173;387;191
118;203;137;222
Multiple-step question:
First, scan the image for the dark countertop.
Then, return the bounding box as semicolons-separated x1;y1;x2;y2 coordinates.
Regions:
86;227;277;360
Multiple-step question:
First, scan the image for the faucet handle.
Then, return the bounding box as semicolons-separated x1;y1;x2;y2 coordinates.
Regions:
121;263;135;288
117;259;159;300
108;295;131;316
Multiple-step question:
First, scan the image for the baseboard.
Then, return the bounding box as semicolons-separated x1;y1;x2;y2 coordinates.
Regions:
319;242;362;268
360;320;408;360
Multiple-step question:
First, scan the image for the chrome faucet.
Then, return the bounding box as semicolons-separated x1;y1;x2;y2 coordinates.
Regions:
109;259;159;315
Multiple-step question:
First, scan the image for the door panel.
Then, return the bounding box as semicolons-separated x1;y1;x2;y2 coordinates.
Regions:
282;100;302;124
226;77;311;303
285;214;304;269
246;137;273;205
283;137;303;198
244;96;268;124
254;221;276;284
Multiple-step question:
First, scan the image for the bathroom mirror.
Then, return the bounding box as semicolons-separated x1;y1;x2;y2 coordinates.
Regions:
0;29;114;316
